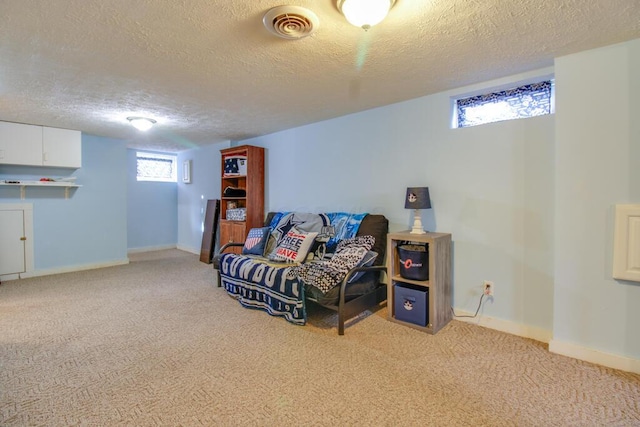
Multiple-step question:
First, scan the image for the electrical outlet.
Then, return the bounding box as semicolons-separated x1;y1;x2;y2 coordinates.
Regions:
483;280;494;296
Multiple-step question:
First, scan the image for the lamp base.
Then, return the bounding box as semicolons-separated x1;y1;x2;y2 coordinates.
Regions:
410;209;426;234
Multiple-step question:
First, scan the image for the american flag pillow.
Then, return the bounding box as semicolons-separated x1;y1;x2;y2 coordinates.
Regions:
241;227;270;256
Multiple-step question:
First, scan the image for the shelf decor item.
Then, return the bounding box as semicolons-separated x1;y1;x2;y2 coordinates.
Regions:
226;208;246;221
223;155;247;176
223;186;246;197
405;187;431;234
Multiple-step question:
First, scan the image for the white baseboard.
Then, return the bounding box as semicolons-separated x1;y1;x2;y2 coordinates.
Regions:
549;339;640;374
453;308;553;344
453;308;639;374
176;244;200;255
128;244;177;254
20;259;130;279
0;273;20;282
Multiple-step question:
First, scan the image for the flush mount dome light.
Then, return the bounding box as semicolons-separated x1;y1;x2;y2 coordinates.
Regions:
127;116;156;131
337;0;396;30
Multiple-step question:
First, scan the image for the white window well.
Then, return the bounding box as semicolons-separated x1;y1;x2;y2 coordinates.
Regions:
136;152;177;182
453;80;554;128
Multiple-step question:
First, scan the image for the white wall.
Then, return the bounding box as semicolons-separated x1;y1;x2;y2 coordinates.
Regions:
551;39;640;370
241;67;556;338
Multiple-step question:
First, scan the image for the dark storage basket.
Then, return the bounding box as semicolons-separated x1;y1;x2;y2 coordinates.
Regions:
394;283;429;326
397;243;429;281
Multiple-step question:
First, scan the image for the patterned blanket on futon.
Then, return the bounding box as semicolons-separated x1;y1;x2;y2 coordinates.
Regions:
220;212;368;325
219;254;306;325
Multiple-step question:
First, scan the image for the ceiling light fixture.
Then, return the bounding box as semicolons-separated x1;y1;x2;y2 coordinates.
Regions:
337;0;395;30
127;116;156;131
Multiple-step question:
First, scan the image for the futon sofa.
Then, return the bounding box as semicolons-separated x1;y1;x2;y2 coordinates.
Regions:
213;212;388;334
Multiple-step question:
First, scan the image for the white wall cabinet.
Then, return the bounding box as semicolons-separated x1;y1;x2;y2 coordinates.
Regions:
42;126;82;167
0;121;81;168
0;121;43;166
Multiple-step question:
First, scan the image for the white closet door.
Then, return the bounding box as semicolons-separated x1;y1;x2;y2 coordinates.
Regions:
0;210;25;275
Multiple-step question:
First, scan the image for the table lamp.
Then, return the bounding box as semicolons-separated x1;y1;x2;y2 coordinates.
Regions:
405;187;431;234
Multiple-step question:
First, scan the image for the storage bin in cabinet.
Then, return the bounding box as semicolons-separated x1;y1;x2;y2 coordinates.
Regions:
393;283;428;326
226;208;246;221
397;244;429;281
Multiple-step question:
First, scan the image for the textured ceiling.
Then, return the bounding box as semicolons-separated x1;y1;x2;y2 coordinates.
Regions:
0;0;639;152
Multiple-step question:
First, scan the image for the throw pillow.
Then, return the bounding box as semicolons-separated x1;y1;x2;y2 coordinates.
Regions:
242;227;270;256
268;227;318;263
263;212;329;259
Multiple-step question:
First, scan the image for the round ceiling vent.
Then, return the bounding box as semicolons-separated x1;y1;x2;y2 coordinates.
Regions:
263;6;319;40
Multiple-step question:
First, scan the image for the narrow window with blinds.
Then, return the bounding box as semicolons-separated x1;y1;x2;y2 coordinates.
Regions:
454;80;554;128
136;152;177;182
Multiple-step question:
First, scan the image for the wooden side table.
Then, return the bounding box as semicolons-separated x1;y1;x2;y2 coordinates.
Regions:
387;231;452;334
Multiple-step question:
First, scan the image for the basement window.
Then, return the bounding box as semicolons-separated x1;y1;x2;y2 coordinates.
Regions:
136;152;177;182
454;80;554;128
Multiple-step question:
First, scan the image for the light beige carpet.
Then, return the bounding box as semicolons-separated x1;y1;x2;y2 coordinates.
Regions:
1;249;638;426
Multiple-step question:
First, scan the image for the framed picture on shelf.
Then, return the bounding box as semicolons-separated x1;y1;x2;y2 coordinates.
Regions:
183;160;192;184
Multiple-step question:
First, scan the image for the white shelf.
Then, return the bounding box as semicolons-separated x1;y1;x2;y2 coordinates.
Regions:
0;181;81;199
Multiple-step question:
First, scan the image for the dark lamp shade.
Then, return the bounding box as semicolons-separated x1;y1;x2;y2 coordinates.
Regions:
405;187;431;209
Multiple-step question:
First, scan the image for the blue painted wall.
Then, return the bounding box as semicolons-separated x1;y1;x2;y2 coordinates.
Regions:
176;142;228;254
126;149;178;251
0;134;128;272
552;39;640;367
237;68;556;339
